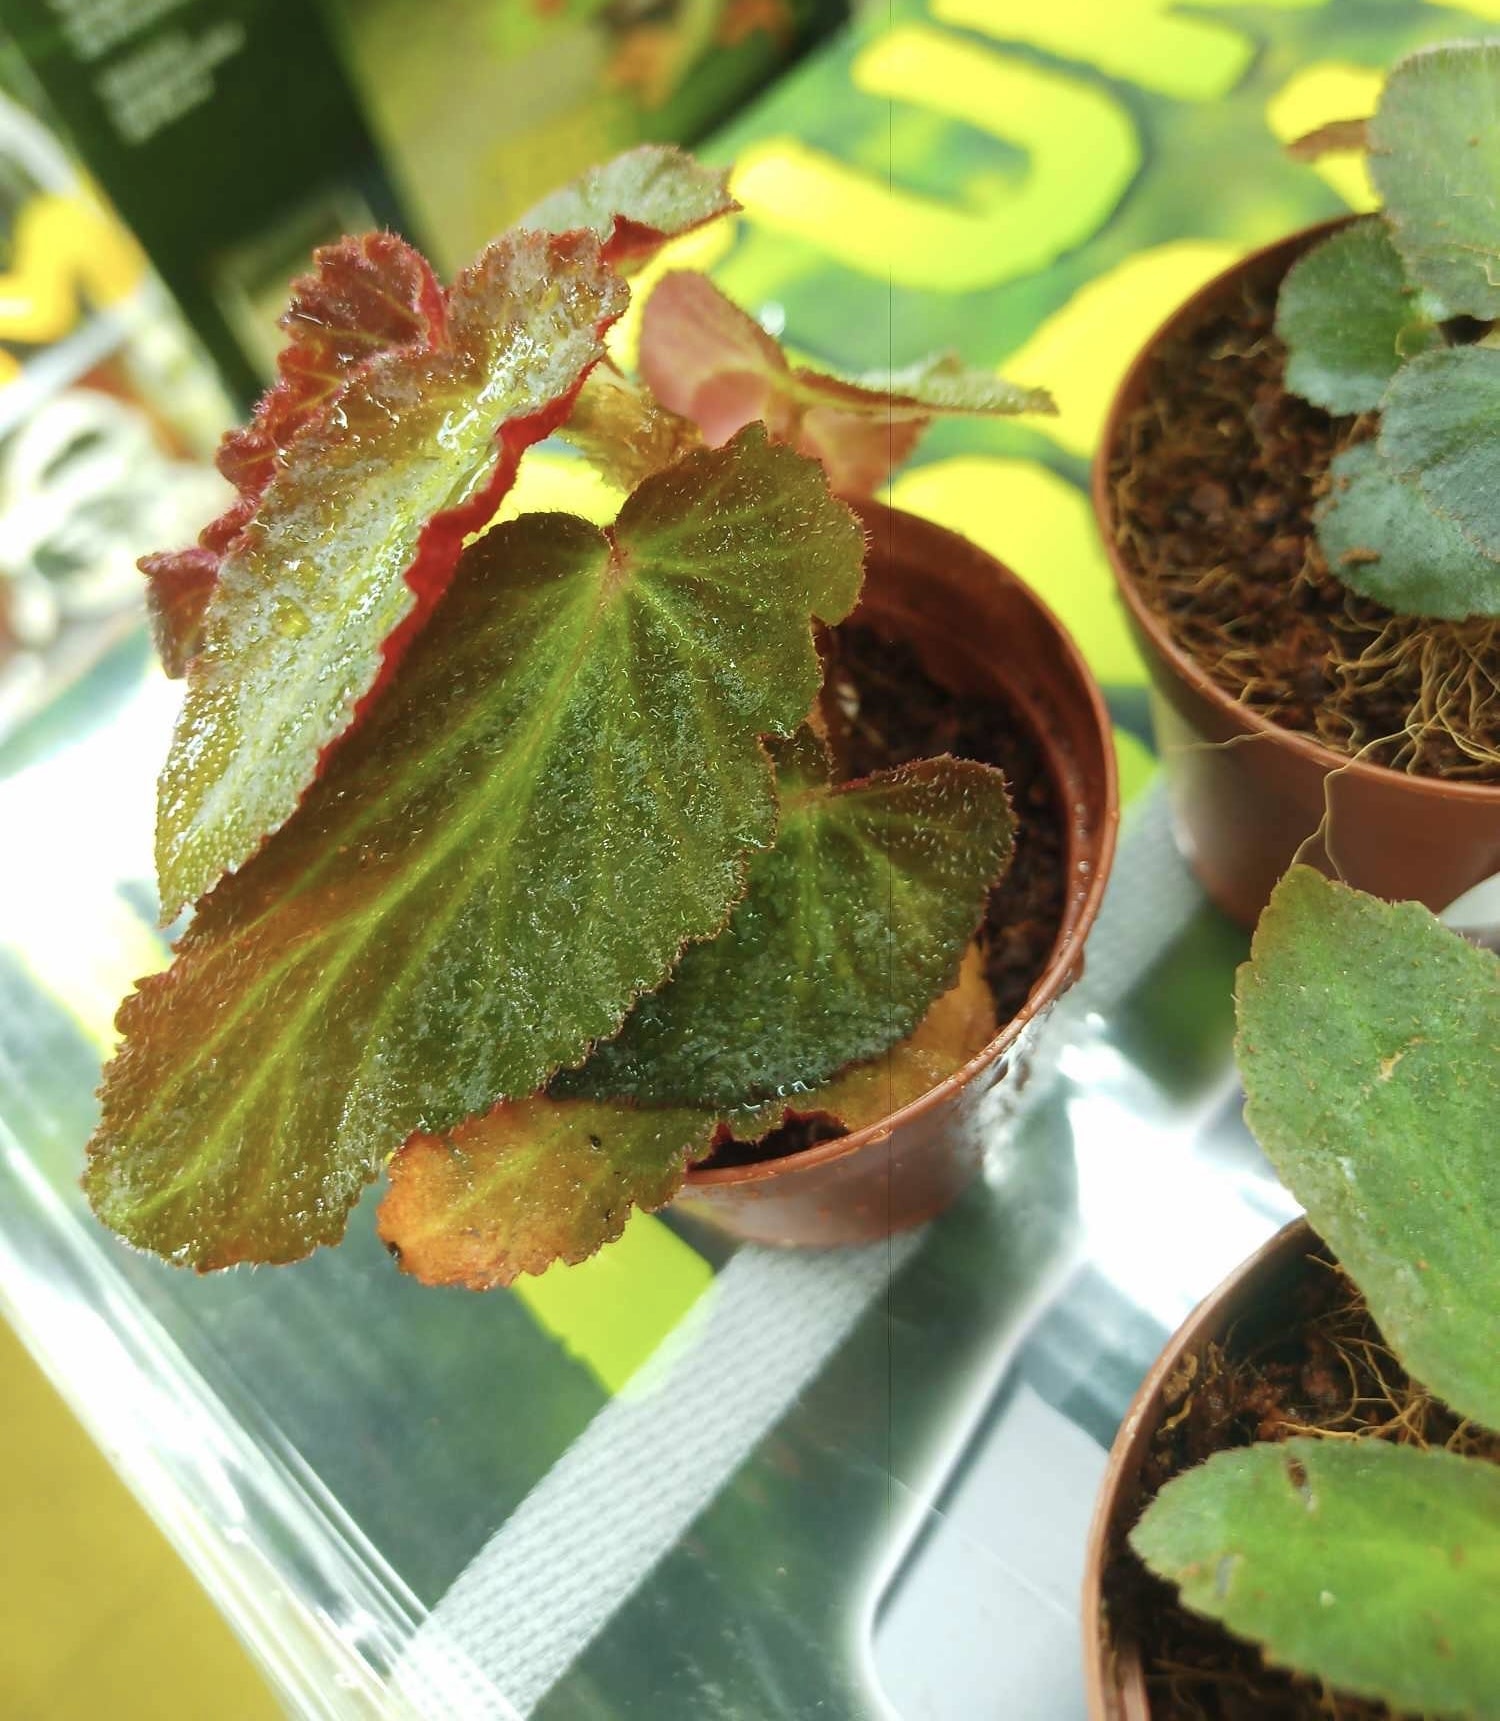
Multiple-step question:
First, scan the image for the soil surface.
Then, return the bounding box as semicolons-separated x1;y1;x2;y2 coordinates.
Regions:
1106;1241;1500;1719
699;622;1067;1170
1109;245;1500;781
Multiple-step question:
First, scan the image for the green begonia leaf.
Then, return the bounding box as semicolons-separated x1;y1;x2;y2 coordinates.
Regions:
519;144;738;265
1316;441;1500;621
1133;1439;1500;1719
557;729;1015;1108
86;431;864;1270
1237;868;1500;1431
1276;219;1439;414
154;229;627;920
1370;41;1500;319
1379;345;1500;579
378;1100;717;1288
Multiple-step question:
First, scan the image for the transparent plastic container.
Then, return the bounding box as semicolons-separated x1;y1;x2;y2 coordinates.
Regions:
0;636;1295;1718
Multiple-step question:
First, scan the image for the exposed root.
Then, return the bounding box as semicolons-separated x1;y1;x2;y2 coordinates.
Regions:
1110;260;1500;783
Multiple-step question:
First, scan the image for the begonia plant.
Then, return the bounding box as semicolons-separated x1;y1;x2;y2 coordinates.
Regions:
92;147;1053;1285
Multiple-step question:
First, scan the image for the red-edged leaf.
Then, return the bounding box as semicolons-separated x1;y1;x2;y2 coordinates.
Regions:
155;228;627;920
87;430;864;1271
142;233;444;676
379;1100;715;1288
639;271;1053;495
520;144;739;266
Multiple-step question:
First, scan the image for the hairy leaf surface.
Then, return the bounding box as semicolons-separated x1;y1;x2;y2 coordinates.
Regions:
1370;41;1500;318
1276;219;1438;414
88;432;864;1270
381;942;1000;1287
806;942;998;1131
558;730;1014;1108
520;144;738;265
1317;442;1500;621
155;229;627;918
379;1100;715;1289
142;233;444;676
638;271;1052;494
1379;345;1500;579
1133;1440;1500;1718
1237;868;1500;1430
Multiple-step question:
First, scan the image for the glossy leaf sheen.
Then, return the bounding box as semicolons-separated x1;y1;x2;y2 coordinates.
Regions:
142;233;443;676
1370;42;1500;318
155;228;627;919
559;731;1014;1108
379;1100;715;1288
638;271;1052;495
1379;345;1500;573
520;144;738;265
1133;1440;1500;1718
1316;442;1500;621
1237;868;1500;1430
87;431;864;1270
1276;219;1437;414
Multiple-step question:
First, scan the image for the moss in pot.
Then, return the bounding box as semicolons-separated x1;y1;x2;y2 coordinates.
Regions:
1098;866;1500;1720
89;146;1105;1286
1101;41;1500;920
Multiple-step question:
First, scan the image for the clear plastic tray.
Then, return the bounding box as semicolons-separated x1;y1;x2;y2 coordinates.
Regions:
0;637;1297;1719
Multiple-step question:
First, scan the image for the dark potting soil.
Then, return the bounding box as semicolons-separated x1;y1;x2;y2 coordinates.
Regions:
698;622;1067;1170
1109;247;1500;781
1106;1242;1500;1719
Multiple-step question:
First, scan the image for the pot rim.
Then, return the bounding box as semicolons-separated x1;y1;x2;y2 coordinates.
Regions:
1080;1217;1317;1720
683;497;1119;1190
1093;217;1500;809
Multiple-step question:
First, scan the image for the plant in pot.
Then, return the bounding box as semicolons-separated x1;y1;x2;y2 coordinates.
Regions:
1098;40;1500;925
1084;864;1499;1719
89;146;1117;1286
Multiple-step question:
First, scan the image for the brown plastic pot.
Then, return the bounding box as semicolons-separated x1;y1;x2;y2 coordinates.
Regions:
1081;1219;1316;1719
673;500;1119;1247
1096;226;1500;928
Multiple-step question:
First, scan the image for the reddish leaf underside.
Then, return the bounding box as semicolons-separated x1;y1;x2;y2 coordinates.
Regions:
638;271;1054;495
142;233;444;676
520;143;740;266
154;227;628;920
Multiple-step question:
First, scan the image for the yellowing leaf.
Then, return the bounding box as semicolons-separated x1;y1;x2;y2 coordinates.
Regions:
379;1100;715;1290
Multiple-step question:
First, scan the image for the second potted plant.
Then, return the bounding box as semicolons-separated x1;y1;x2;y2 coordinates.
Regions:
88;146;1116;1286
1097;41;1500;925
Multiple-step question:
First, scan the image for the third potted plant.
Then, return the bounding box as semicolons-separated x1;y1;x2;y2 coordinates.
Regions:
1084;864;1499;1717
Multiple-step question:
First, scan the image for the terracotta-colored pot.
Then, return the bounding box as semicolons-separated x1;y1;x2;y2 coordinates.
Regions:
1081;1219;1316;1719
673;500;1119;1247
1096;226;1500;928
